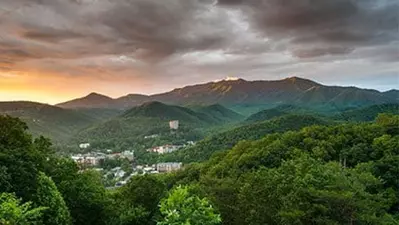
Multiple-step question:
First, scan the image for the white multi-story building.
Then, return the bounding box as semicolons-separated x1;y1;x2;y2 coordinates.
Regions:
121;151;134;160
169;120;179;130
71;155;104;167
147;145;181;154
79;143;90;149
144;134;159;139
156;162;182;173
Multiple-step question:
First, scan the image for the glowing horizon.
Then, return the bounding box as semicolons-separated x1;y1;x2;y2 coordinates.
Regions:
0;0;398;104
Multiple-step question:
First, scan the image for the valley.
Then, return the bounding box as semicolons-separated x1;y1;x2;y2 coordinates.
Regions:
1;77;398;224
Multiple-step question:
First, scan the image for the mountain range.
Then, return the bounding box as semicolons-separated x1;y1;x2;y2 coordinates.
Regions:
56;77;399;114
1;76;398;144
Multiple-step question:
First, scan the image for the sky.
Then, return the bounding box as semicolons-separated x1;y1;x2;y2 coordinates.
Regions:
0;0;398;104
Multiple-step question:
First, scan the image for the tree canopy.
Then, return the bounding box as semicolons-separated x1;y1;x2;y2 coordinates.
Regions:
157;186;221;225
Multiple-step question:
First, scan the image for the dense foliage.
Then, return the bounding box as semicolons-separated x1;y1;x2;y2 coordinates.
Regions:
160;114;330;163
333;103;399;122
34;172;72;225
1;112;398;225
244;104;311;122
157;186;221;225
0;193;46;225
167;113;399;225
0;102;118;143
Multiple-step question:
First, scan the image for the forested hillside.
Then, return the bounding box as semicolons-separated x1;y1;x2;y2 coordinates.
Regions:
193;104;244;123
160;114;331;163
333;103;399;122
171;113;399;224
1;113;398;225
245;104;311;122
0;102;105;142
74;102;243;151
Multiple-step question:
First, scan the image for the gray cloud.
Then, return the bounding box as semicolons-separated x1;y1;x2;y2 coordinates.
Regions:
0;0;397;94
97;0;235;61
293;47;354;58
21;27;85;43
218;0;399;57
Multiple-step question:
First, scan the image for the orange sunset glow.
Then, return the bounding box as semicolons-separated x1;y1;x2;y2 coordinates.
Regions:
0;0;398;104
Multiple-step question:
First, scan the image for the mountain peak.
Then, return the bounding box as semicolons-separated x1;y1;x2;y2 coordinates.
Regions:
285;76;314;83
85;92;113;100
57;92;114;108
214;77;246;83
285;76;299;82
283;76;321;89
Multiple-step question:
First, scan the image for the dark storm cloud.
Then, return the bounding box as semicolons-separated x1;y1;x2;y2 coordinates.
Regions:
97;0;231;61
0;0;397;93
1;0;234;63
218;0;399;57
293;47;354;58
21;27;85;43
2;0;397;61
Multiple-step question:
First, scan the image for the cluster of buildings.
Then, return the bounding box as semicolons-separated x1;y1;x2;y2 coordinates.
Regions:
71;150;134;167
146;141;195;154
108;162;183;188
156;162;183;173
135;162;183;174
71;152;105;167
147;145;181;154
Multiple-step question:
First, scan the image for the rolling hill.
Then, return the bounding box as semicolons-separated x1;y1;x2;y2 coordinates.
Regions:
0;101;102;142
122;101;243;125
245;104;311;122
75;102;244;146
192;104;244;123
333;103;399;122
122;101;211;124
56;77;399;114
160;114;330;163
383;89;399;100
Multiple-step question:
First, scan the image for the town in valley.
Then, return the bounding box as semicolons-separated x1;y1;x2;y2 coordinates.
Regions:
70;120;192;188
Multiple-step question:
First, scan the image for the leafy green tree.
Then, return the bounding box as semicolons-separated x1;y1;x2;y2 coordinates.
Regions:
376;113;399;135
0;115;52;200
105;191;150;225
43;157;80;187
101;158;124;171
34;172;72;225
157;186;221;225
0;193;46;225
103;174;167;225
238;155;395;225
0;166;11;192
120;175;167;215
59;170;110;225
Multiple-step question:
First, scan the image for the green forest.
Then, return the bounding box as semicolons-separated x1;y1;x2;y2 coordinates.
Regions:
1;112;399;224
